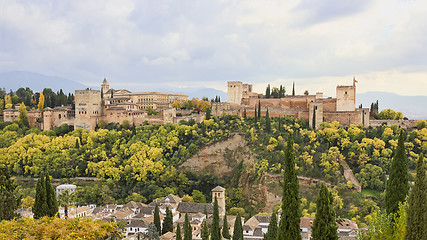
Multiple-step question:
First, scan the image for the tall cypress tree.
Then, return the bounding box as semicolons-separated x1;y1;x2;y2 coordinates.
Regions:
45;175;58;217
258;100;261;119
0;166;20;220
232;213;243;240
222;212;231;239
211;196;221;240
33;174;48;219
154;204;161;235
385;130;409;215
265;108;271;133
243;109;247;120
277;134;301;240
264;211;277;240
266;84;271;98
162;206;173;234
202;221;210;240
184;213;192;240
312;107;316;130
311;184;338;240
405;154;426;240
254;105;258;122
292;82;295;96
176;223;182;240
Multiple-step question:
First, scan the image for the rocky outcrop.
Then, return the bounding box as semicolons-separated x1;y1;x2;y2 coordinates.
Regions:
179;134;255;178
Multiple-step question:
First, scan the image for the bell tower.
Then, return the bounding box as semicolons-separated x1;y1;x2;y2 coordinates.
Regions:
211;186;226;217
101;78;109;95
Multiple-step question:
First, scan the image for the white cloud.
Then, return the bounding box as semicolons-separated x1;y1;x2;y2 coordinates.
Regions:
0;0;426;96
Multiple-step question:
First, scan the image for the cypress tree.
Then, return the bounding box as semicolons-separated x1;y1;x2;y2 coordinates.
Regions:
206;107;211;119
204;205;208;218
243;109;247;120
0;165;20;220
162;206;173;234
211;196;221;240
292;82;295;96
312;107;316;130
405;154;426;240
176;223;182;240
265;108;271;133
202;221;210;240
33;174;48;219
264;211;277;240
101;87;103;99
385;130;409;215
254;105;258;122
184;213;192;240
258;100;261;119
45;174;58;217
266;84;271;98
154;204;161;235
232;213;243;240
311;184;338;240
222;212;231;239
277;134;301;240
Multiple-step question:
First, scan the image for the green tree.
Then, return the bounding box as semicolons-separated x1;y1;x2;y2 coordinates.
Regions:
162;207;173;234
311;184;338;240
201;221;210;240
18;102;29;128
0;165;20;220
292;82;295;96
176;223;182;240
206;107;211;119
232;213;243;240
258;100;261;119
33;174;48;219
385;130;409;215
355;164;387;191
243;109;247;119
45;175;58;217
265;108;271;133
144;222;160;240
266;84;271;98
211;196;221;240
264;211;277;240
222;212;231;239
154;204;161;235
277;134;301;240
255;105;258;122
184;213;192;240
312;106;316;130
58;190;73;219
405;154;426;240
192;190;206;203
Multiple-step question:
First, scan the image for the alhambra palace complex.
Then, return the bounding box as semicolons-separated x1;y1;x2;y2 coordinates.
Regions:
3;79;372;130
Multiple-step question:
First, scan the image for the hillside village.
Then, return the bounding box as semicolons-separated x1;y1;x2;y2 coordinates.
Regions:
19;185;357;240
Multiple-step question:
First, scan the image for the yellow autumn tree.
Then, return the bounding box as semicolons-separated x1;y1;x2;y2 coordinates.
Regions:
172;100;181;108
38;92;45;111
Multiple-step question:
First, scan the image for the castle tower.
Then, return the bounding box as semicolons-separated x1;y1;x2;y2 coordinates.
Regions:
211;186;226;217
101;78;109;95
74;89;102;131
227;81;243;105
336;85;356;111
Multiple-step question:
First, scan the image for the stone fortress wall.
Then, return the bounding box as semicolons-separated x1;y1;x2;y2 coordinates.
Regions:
214;80;372;128
3;79;203;131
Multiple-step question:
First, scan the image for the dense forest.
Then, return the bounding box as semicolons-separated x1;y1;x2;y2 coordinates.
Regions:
0;112;426;227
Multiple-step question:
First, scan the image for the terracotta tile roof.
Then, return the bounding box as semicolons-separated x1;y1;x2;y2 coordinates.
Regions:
211;186;225;192
177;202;213;214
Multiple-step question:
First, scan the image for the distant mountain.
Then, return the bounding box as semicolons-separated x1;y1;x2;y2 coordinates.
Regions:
0;71;87;93
357;91;427;119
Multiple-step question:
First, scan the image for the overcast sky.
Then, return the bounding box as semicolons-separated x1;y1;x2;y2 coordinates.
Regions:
1;0;426;97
